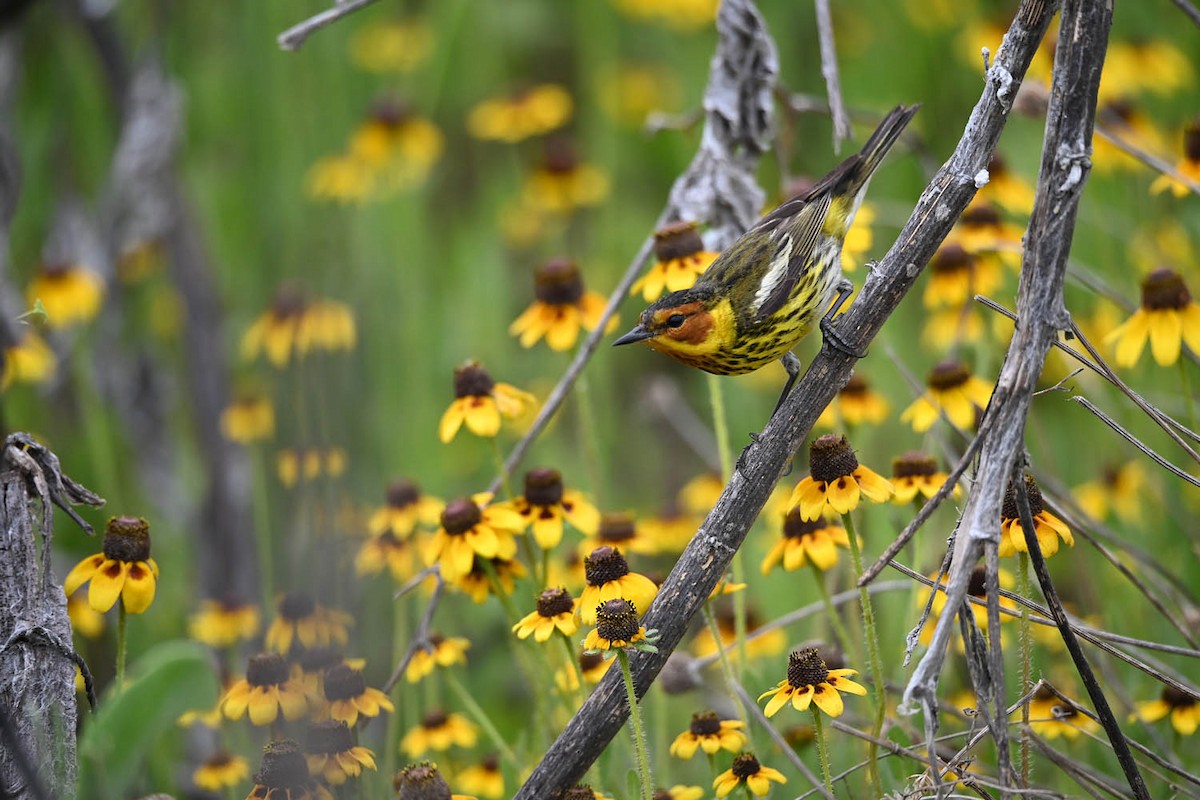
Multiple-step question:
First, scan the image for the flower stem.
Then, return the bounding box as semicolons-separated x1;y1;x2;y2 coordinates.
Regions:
812;707;835;797
445;668;520;769
617;650;653;800
842;511;884;797
559;632;585;710
809;567;855;657
116;601;128;687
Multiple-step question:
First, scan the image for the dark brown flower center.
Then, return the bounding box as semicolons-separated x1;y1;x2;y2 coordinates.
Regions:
782;507;829;539
731;752;762;779
654;221;706;262
689;710;721;736
305;720;354;755
385;479;421;509
892;452;938;479
441;498;483;535
598;513;636;544
1001;474;1044;520
452;361;495;399
584;546;630;586
652;791;671;800
246;653;290;687
932;243;973;274
480;753;499;772
961;203;1001;228
541;138;579;174
322;664;367;701
808;434;860;484
254;739;309;790
279;592;317;621
534;258;585;305
1184;120;1200;163
928;360;971;392
101;516;151;563
967;566;988;597
558;785;598;800
524;468;564;506
270;283;308;319
1163;685;1198;708
370;98;412;129
987;153;1009;177
787;648;830;689
595;598;640;642
536;587;574;618
421;709;449;729
840;372;868;397
1140;269;1190;311
296;646;342;674
394;761;452;800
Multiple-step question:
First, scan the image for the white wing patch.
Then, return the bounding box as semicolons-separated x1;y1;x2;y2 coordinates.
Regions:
752;234;794;315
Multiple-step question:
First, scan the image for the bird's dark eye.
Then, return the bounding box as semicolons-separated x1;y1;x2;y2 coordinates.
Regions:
666;314;686;329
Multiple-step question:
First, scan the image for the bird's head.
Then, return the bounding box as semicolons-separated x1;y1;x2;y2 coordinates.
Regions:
613;287;733;358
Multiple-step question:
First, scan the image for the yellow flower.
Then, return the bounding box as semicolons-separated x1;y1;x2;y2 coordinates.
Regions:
761;507;848;574
523;139;610;213
691;604;785;660
978;153;1035;214
400;709;479;757
439;360;536;443
346;101;443;189
582;598;648;651
275;446;347;488
582;511;659;557
789;434;893;521
999;474;1073;558
63;516;158;614
597;62;681;128
1093;99;1168;173
712;752;787;798
319;663;393;726
425;496;523;582
669;711;747;759
220;653;309;725
834;201;875;272
815;372;890;429
453;555;526;604
303;720;377;785
921;304;987;349
510;258;616;351
178;697;224;729
265;592;352;654
26;262;104;328
467;84;572;143
578;546;658;625
758;648;867;718
220;392;275;444
1102;39;1193;101
900;360;993;433
555;785;612;800
241;284;356;367
917;564;1018;647
349;19;434;74
368;478;444;538
307;154;373;204
514;587;580;642
631;222;718;302
658;786;704;800
955;201;1023;267
188;598;261;648
1;331;55;390
1025;684;1099;740
923;241;1003;309
66;590;105;639
611;0;718;31
1131;685;1199;736
193;752;249;792
1150;120;1200;197
394;761;478;800
456;755;505;799
248;739;334;800
1073;462;1147;524
555;650;615;693
356;529;418;582
1106;269;1200;367
891;451;960;505
406;633;470;684
678;473;724;515
503;468;599;549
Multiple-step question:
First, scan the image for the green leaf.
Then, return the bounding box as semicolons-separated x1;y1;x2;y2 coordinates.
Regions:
78;640;218;800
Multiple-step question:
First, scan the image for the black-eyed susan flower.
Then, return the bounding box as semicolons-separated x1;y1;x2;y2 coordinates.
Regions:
66;590;105;639
400;709;479;757
1105;269;1200;367
954;202;1023;266
369;478;444;538
1;330;55;390
1102;39;1193;100
815;372;890;429
678;473;724;515
900;360;993;433
653;786;703;800
922;304;987;350
637;509;700;555
63;516;158;614
584;511;659;556
290;646;352;706
349;19;434;74
692;603;786;660
265;593;353;654
522;138;609;214
978;153;1035;214
356;529;418;582
1132;685;1200;735
1150;119;1200;198
712;752;787;798
241;284;356;368
346;101;443;189
631;222;718;302
578;546;658;625
304;720;377;785
999;474;1073;558
510;258;615;352
668;711;747;759
248;739;333;800
758;647;866;718
425;496;523;582
789;434;893;521
923;242;1003;310
556;785;613;800
582;598;651;652
321;663;394;726
611;0;717;30
221;392;275;444
193;751;250;792
761;506;849;574
394;761;477;800
1093;98;1169;173
917;564;1017;647
467;84;572;143
504;468;600;549
439;360;535;443
189;597;261;648
1073;462;1147;524
1025;684;1099;740
891;452;960;505
406;633;470;684
455;754;504;799
513;587;580;642
26;261;104;328
221;653;309;725
555;651;614;693
452;554;527;604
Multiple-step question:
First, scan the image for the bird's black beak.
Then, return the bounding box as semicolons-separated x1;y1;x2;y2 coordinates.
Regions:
612;323;654;346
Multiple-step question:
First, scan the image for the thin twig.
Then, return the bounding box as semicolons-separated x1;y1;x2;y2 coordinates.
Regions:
1166;0;1200;26
1094;124;1200;196
277;0;381;51
1070;397;1200;488
813;0;850;152
382;572;444;694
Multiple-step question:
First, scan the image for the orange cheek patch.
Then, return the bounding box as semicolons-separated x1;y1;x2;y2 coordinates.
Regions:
671;310;714;345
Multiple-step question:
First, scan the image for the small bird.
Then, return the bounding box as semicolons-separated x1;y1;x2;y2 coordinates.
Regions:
614;104;919;409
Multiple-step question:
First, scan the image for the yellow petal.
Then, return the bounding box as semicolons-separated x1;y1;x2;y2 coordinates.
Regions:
811;683;846;717
120;562;157;614
88;560;128;613
438;401;466;443
63;553;105;596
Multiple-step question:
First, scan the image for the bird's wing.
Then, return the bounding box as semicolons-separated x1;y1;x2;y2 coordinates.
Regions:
749;192;832;322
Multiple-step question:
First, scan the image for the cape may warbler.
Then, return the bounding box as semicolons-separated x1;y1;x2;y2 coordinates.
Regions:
614;105;919;407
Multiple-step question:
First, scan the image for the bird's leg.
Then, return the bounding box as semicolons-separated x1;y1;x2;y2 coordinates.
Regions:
772;351;803;414
819;278;868;359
